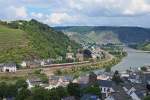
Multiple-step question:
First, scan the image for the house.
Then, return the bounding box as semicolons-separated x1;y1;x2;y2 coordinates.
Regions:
81;94;101;100
0;63;3;71
61;96;76;100
25;60;41;68
66;53;74;60
20;61;27;68
123;86;141;100
76;53;84;62
123;83;146;100
77;76;89;84
89;72;97;84
56;56;63;61
141;73;150;83
26;76;43;89
139;65;150;72
91;51;104;60
146;81;150;95
98;80;114;97
112;83;131;100
49;76;73;89
40;59;52;66
128;73;142;84
105;95;115;100
97;74;111;80
0;63;16;72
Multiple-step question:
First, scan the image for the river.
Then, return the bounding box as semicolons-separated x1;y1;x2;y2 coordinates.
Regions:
112;47;150;72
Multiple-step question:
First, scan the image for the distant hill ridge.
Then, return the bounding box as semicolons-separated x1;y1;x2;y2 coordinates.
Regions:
0;19;80;63
55;26;150;44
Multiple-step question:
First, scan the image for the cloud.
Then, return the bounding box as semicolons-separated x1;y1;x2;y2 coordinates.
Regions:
62;0;150;17
44;12;82;25
45;13;71;24
123;0;150;16
0;6;28;20
31;12;43;19
0;0;150;27
10;6;28;18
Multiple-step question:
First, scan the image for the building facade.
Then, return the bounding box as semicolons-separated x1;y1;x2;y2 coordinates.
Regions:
1;63;16;72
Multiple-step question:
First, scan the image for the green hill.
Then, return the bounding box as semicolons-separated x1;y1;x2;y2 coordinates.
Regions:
55;26;150;45
129;42;150;51
0;19;80;63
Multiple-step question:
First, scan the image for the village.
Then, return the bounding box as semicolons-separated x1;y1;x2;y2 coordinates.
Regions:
0;46;106;73
0;45;150;100
24;65;150;100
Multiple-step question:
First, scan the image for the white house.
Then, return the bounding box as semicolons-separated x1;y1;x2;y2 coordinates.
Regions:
20;61;27;67
123;86;144;100
66;53;74;60
1;63;16;72
49;76;73;89
98;80;115;97
105;95;115;100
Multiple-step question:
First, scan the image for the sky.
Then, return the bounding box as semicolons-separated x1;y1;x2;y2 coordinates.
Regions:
0;0;150;27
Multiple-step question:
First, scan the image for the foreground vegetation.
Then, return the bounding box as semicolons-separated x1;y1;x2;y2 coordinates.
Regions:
0;78;103;100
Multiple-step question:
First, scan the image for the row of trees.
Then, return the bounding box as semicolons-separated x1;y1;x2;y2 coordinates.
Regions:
0;80;83;100
0;79;28;100
0;80;103;100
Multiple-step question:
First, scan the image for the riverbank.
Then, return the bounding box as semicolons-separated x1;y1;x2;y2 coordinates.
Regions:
54;54;125;77
112;47;150;72
128;42;150;52
0;49;126;82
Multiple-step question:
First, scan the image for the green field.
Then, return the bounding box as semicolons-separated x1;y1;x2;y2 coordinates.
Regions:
0;25;30;63
0;25;28;49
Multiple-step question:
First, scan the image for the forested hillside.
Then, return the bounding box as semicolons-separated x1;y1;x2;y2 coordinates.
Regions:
0;19;80;63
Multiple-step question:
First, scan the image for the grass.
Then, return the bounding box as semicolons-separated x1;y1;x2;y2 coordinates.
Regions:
0;20;80;63
0;75;26;84
144;43;150;51
0;25;31;63
0;25;28;49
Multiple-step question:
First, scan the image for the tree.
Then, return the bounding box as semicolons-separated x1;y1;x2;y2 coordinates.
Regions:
0;82;7;98
15;88;31;100
31;86;50;100
67;83;81;98
83;49;92;59
16;79;28;89
83;83;101;97
48;88;61;100
0;82;17;99
89;72;97;84
7;84;17;98
141;66;147;71
112;70;123;84
105;66;111;72
144;95;150;100
55;86;69;98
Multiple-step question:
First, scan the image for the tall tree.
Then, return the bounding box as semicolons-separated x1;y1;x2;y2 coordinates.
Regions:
15;88;31;100
67;83;81;98
112;70;123;84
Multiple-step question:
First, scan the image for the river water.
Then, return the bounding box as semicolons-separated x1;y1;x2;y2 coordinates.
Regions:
112;47;150;72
